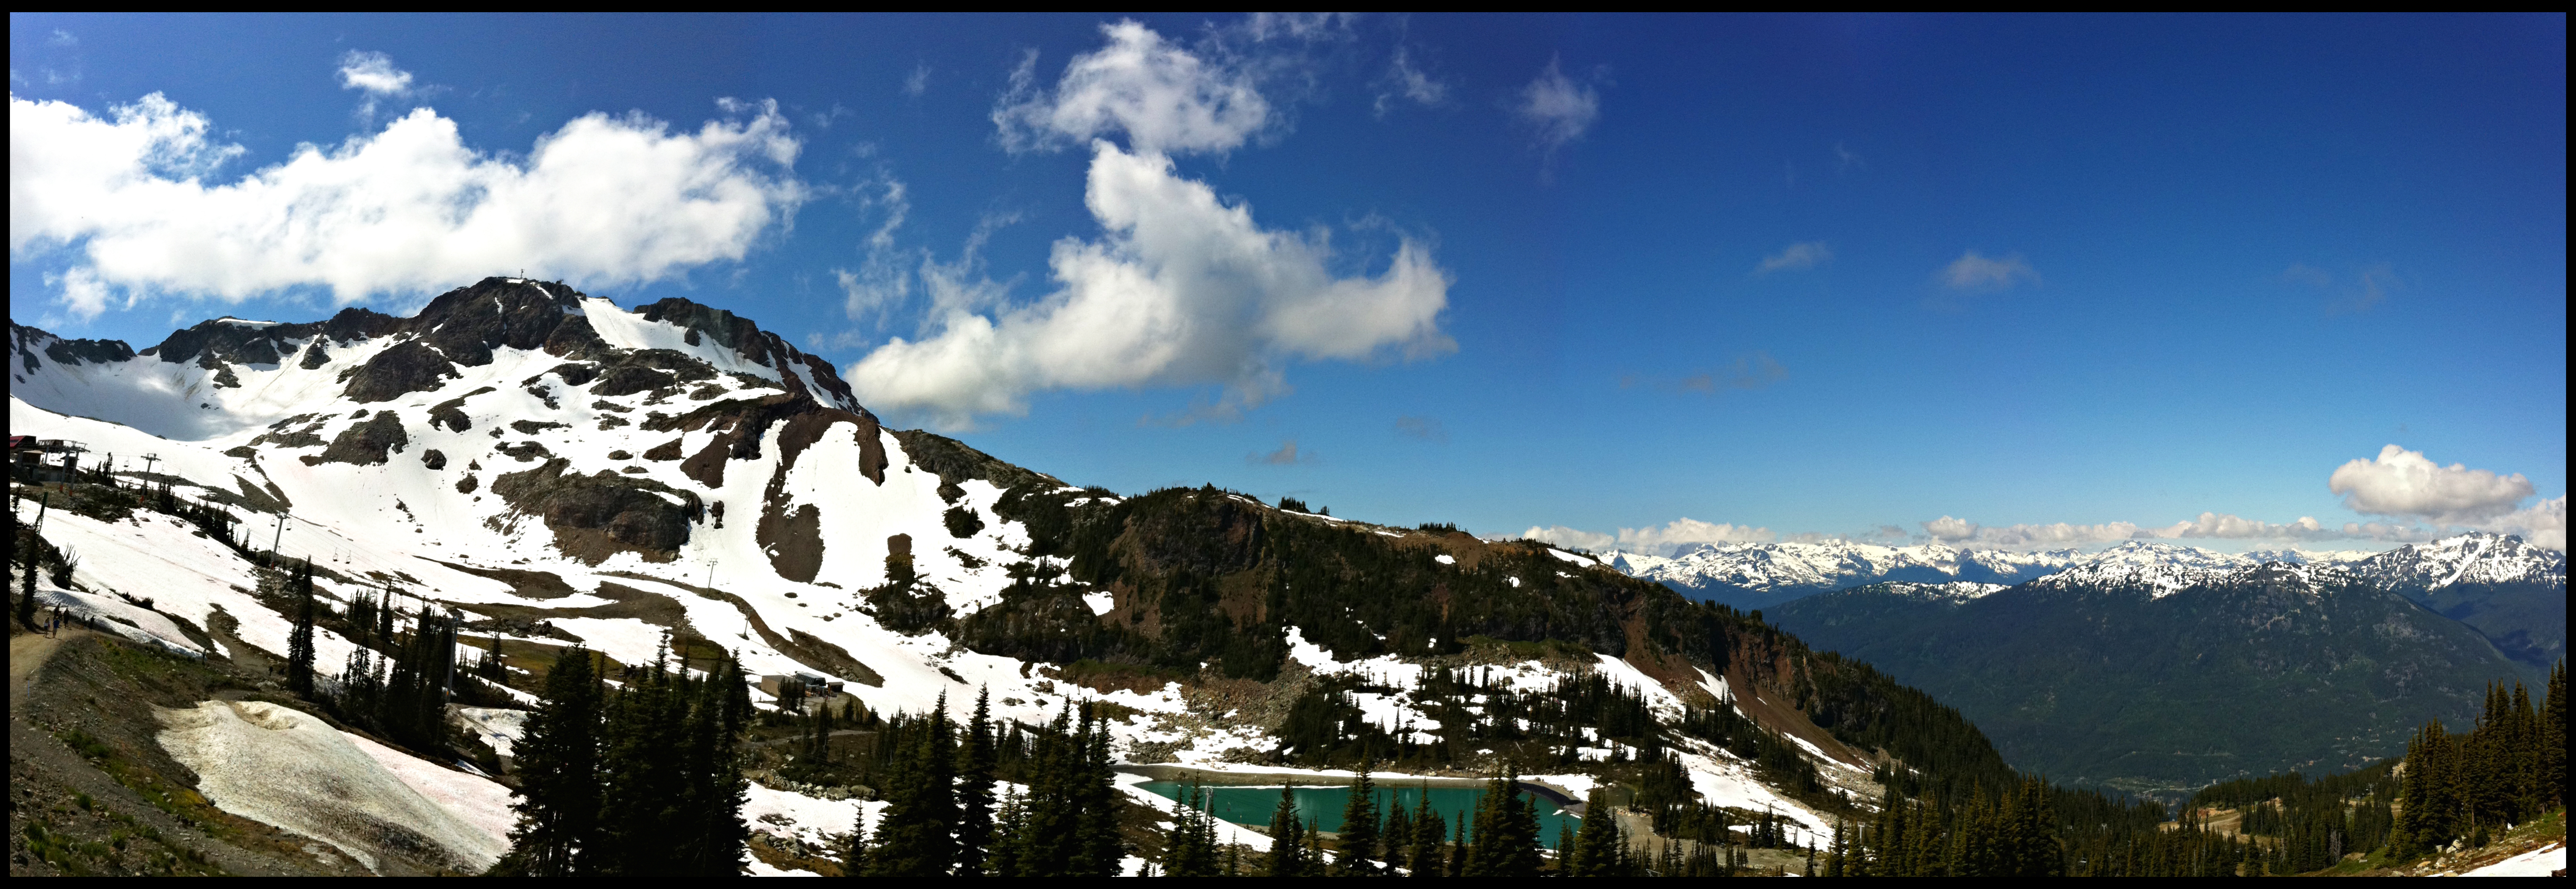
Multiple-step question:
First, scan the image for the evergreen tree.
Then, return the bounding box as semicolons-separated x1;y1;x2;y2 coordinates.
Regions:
869;692;959;876
285;559;317;698
1461;770;1541;877
1263;783;1309;876
956;688;998;876
1570;787;1620;876
1072;705;1125;876
1382;798;1412;873
597;643;692;874
1406;793;1446;878
1164;781;1222;877
1002;706;1075;875
1333;760;1381;875
676;656;750;875
492;646;603;876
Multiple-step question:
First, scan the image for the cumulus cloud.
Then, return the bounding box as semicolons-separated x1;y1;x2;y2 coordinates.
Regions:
1522;518;1775;556
11;93;803;318
1922;515;2148;547
1756;242;1830;275
846;143;1450;427
337;51;414;96
853;23;1452;428
1921;511;2443;549
993;21;1270;156
2329;445;2536;525
1940;251;2039;291
2486;495;2566;552
1516;57;1600;157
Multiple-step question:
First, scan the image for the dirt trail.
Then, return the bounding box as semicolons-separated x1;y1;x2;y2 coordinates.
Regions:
9;626;88;711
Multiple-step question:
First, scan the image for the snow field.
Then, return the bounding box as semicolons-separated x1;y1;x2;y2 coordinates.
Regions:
156;700;505;873
2453;842;2566;877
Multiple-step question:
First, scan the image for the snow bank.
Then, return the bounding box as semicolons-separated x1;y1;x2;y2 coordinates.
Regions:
2455;843;2565;877
340;729;517;850
156;700;505;873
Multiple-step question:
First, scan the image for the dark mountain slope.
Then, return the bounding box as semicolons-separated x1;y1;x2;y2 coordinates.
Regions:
1775;562;2528;798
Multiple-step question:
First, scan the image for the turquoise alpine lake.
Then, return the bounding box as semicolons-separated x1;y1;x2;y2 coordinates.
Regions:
1135;781;1582;848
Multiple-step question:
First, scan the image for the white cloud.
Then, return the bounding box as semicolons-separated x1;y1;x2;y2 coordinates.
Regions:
1522;525;1617;552
337;50;414;96
1252;439;1313;465
1924;511;2442;549
1923;515;2146;547
11;93;803;318
832;174;914;322
903;63;930;98
1756;241;1831;275
1524;517;1775;556
844;142;1451;428
993;21;1270;156
1374;47;1447;117
1516;57;1599;155
2485;495;2565;552
1940;251;2038;290
2328;445;2536;525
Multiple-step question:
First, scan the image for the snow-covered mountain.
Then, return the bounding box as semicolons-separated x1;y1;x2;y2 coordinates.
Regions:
2350;531;2566;590
1602;540;2083;610
2350;532;2568;671
11;278;1912;873
1771;555;2536;798
1602;535;2418;610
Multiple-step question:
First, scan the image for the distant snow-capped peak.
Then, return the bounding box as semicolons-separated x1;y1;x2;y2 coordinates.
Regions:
1601;539;2082;596
2352;532;2567;590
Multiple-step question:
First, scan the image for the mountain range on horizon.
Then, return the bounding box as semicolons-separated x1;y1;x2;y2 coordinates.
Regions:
1768;548;2558;798
7;277;2561;873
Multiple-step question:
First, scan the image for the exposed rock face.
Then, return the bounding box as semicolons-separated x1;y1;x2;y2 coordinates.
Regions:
142;308;403;372
402;278;605;366
588;348;718;398
490;457;703;565
307;412;409;466
637;298;859;406
427;388;495;432
11;323;137;374
342;340;460;403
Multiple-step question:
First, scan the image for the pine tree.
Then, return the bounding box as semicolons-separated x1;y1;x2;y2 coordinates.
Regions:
869;693;959;876
676;656;750;875
1164;781;1222;876
1462;769;1541;877
17;527;39;630
1407;792;1445;877
1072;704;1125;876
597;643;693;874
1263;783;1308;877
1825;818;1847;878
285;559;317;698
1334;760;1381;875
2544;662;2566;812
956;688;998;876
1570;787;1619;876
492;646;603;876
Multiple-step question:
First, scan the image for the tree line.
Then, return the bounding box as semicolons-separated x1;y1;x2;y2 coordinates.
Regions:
490;643;754;875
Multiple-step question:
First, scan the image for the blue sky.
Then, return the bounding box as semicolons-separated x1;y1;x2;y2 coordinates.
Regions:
10;13;2566;552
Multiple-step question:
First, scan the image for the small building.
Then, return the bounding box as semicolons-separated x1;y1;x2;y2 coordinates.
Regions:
758;671;843;699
